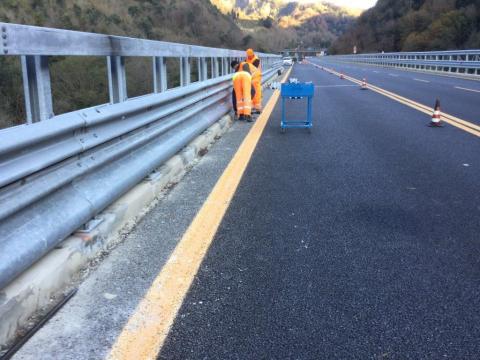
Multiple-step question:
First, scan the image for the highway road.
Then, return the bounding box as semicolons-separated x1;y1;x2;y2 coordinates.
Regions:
311;57;480;126
12;63;480;359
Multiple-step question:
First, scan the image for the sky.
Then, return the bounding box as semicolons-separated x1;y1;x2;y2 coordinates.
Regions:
297;0;377;9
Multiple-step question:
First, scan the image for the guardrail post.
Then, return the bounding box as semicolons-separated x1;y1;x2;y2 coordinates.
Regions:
219;57;224;76
225;57;229;75
225;58;230;75
21;55;54;123
107;56;127;103
180;57;191;86
198;57;208;81
224;58;230;75
212;57;219;78
153;56;167;93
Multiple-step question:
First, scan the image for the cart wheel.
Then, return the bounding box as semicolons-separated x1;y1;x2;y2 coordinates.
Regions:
281;127;286;134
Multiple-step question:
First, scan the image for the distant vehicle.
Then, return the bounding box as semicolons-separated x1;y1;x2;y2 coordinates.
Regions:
283;57;293;66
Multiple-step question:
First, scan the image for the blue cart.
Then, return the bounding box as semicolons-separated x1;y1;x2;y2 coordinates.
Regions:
280;82;315;133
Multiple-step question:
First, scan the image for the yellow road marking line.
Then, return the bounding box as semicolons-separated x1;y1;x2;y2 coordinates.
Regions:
455;86;480;94
106;67;292;360
308;62;480;138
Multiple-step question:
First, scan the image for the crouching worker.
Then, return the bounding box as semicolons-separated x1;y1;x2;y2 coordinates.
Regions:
231;60;254;123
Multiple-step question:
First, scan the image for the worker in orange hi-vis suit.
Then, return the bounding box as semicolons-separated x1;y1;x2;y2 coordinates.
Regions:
231;60;253;122
246;48;262;114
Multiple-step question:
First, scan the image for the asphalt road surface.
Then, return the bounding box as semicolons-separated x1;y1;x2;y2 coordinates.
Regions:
159;63;480;359
13;63;480;360
311;57;480;126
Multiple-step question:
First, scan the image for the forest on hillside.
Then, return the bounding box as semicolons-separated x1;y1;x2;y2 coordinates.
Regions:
330;0;480;54
0;0;262;129
0;0;359;129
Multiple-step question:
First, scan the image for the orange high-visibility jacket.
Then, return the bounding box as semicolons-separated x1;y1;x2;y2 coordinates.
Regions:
244;55;262;110
248;56;262;84
240;61;258;79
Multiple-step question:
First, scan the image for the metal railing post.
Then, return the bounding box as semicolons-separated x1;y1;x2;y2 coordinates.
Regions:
212;57;219;78
180;57;190;86
197;58;202;81
219;57;225;76
107;56;127;103
198;57;208;81
225;58;230;75
153;56;167;93
21;55;54;123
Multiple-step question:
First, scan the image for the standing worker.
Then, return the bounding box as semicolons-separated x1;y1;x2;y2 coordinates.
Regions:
246;49;262;114
231;60;254;122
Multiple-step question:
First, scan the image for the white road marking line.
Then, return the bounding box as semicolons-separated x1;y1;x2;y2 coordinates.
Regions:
373;71;379;73
388;73;399;77
414;78;430;83
315;85;357;88
455;86;480;93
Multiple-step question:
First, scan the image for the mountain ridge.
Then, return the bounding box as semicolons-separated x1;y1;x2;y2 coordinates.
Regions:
211;0;359;49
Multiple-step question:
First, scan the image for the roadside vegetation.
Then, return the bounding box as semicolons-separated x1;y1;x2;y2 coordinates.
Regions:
0;0;254;128
0;0;356;129
330;0;480;54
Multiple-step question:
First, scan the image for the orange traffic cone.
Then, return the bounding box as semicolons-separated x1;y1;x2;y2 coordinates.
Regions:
361;78;368;90
428;99;443;127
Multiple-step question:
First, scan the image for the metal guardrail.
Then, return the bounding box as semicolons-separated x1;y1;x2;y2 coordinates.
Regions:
0;23;282;289
329;50;480;77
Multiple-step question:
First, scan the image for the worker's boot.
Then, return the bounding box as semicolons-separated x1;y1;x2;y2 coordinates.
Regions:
253;109;261;115
245;115;254;123
238;114;245;121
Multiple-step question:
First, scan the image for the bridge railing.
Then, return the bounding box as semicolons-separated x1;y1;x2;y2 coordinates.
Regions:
329;50;480;77
0;22;280;123
0;23;282;290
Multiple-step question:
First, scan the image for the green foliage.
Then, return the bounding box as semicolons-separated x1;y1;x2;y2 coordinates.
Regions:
50;57;109;115
330;0;480;54
0;58;25;129
261;17;273;28
242;35;254;46
0;0;250;129
0;0;360;129
128;6;140;17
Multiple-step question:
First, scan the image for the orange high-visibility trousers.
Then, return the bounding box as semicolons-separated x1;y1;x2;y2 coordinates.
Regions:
252;76;262;111
233;71;252;116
